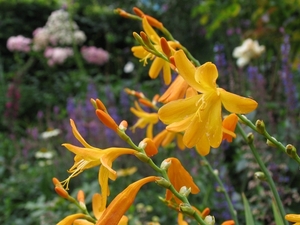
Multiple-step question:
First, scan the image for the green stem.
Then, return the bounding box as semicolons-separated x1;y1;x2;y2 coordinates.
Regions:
200;156;239;225
237;114;300;165
236;123;288;225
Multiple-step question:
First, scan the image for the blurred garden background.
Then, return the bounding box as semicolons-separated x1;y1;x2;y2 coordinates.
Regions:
1;0;300;224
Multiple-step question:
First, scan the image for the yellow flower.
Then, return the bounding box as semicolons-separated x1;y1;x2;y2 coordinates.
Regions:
164;157;200;204
130;101;159;139
158;50;258;155
61;119;136;209
96;176;158;225
286;214;300;225
132;17;180;85
153;129;185;150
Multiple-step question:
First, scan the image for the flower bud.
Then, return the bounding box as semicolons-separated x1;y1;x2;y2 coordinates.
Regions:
254;171;266;181
179;186;191;197
139;138;158;157
155;177;171;189
266;137;278;147
55;186;69;199
179;203;195;217
160;159;172;170
286;144;297;157
96;109;118;131
119;120;128;131
247;132;254;144
204;215;215;225
255;120;266;134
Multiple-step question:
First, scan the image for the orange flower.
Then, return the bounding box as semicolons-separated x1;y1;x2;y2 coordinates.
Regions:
61;119;136;209
221;220;235;225
164;157;200;203
222;113;238;142
96;176;158;225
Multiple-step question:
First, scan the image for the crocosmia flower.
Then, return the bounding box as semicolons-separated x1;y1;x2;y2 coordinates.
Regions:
158;50;258;155
285;214;300;225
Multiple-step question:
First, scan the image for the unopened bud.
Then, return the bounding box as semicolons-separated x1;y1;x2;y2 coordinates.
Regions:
139;138;158;157
96;110;118;131
119;120;128;131
254;171;267;181
179;203;195;216
55;186;69;199
90;98;97;109
204;215;215;225
179;186;191;197
160;37;171;57
201;207;211;218
134;152;150;163
155;177;171;189
160;159;172;170
247;132;254;144
255;120;266;134
266;137;278;147
286;144;297;157
133;32;144;45
95;99;107;112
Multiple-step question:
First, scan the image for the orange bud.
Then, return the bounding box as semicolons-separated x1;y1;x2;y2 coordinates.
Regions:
145;15;163;29
96;109;118;131
222;113;238;142
140;138;158;157
52;177;61;186
169;56;176;68
115;8;129;18
119;120;128;130
140;31;153;49
133;7;145;17
139;98;153;108
95;99;108;112
160;37;171;57
221;220;235;225
55;186;69;199
201;207;211;218
77;190;85;203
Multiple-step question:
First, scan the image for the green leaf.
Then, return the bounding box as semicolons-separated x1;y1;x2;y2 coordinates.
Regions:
272;200;285;225
242;193;256;225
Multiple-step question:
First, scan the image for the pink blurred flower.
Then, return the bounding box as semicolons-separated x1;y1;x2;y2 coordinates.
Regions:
81;46;109;65
44;47;73;66
7;35;32;53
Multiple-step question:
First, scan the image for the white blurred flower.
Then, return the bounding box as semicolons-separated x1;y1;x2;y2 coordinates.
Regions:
204;215;215;225
232;38;265;68
35;151;54;159
124;61;135;73
40;128;61;139
32;28;50;51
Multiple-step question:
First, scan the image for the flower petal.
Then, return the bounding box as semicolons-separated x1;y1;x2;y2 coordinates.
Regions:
158;95;200;124
174;50;202;90
149;57;164;79
195;62;218;92
220;88;258;114
195;135;211;156
57;213;86;225
142;17;160;43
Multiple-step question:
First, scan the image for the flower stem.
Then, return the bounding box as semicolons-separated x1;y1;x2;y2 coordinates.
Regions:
236;123;288;225
200;156;239;225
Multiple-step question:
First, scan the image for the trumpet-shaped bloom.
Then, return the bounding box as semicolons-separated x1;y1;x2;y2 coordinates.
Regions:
158;50;258;155
164;157;200;203
130;101;159;139
286;214;300;225
96;176;158;225
132;17;180;85
62;119;136;209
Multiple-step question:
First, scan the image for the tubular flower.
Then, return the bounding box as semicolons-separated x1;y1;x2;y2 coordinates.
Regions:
158;75;190;103
222;113;238;142
164;157;200;204
153;129;185;150
61;119;136;209
286;214;300;225
96;176;158;225
131;17;180;85
130;101;159;139
158;50;258;155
